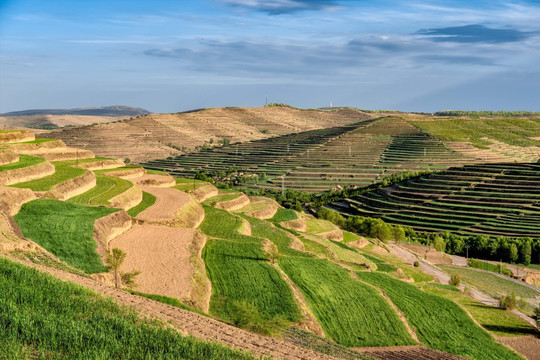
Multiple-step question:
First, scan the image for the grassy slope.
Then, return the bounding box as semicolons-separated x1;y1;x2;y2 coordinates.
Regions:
14;199;117;273
70;175;134;206
280;257;415;347
0;257;255;360
413;117;540;148
422;283;537;338
269;208;298;222
356;272;523;360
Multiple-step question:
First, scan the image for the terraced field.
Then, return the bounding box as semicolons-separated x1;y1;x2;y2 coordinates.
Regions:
144;117;480;192
331;162;540;238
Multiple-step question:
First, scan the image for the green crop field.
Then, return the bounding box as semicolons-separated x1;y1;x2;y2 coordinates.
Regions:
269;208;298;222
200;206;250;240
70;175;134;206
0;154;44;172
305;219;337;234
356;272;523;360
127;191;157;217
279;257;415;347
422;283;537;337
203;192;243;206
241;215;307;256
0;257;255;360
14;199;118;273
413;117;540;148
11;160;86;191
203;239;301;332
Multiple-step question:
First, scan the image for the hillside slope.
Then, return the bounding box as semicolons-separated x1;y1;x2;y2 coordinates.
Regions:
41;106;373;162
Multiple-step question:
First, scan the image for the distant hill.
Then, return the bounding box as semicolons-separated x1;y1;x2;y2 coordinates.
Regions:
41;106;373;162
1;105;150;117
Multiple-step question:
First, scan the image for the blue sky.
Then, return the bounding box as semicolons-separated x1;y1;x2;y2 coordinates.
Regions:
0;0;539;113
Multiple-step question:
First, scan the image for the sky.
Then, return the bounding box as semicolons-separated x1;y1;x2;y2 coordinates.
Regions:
0;0;539;113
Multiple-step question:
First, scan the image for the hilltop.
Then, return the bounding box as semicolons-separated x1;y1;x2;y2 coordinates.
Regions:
40;106;373;162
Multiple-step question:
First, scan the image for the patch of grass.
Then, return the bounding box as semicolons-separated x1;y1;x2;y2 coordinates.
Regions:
240;215;307;256
342;231;361;243
68;175;116;205
356;272;524;360
280;257;415;347
175;177;207;184
305;219;338;234
14;199;118;273
269;208;298;222
203;192;243;206
0;257;257;360
173;182;208;192
145;169;168;175
360;246;433;282
90;176;134;205
11;161;86;191
19;138;57;144
203;239;301;334
422;283;537;337
0;154;44;172
361;252;397;273
10;251;86;276
200;206;251;240
127;191;157;217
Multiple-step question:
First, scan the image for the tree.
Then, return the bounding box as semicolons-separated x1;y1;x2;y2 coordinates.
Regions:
107;248;140;289
124;158;131;164
449;274;461;287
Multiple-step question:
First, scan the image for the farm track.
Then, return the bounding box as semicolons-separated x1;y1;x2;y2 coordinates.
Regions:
6;255;342;360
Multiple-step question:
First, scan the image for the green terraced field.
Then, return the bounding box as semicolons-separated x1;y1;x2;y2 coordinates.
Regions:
203;239;301;329
0;154;45;172
69;175;134;206
14;199;118;273
269;208;298;222
11;160;86;191
279;257;415;347
356;272;523;360
0;257;255;360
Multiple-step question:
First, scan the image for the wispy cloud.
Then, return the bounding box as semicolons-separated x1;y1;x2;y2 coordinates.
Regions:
218;0;343;14
417;24;534;44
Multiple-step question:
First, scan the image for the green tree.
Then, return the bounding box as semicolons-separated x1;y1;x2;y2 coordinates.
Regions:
107;248;140;289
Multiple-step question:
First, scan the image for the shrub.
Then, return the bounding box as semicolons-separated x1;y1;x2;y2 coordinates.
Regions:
449;274;461;287
413;261;420;267
500;292;517;310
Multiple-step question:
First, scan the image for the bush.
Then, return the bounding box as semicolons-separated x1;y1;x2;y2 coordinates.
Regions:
413;261;420;268
500;293;517;310
449;274;461;287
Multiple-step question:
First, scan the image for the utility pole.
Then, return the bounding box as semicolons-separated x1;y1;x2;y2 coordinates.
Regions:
281;176;285;197
349;145;352;157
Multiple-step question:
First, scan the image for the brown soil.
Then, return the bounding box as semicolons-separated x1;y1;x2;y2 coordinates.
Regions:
41;107;372;162
190;184;218;202
7;139;66;153
134;173;176;187
400;243;454;265
0;160;55;186
355;345;468;360
109;184;143;210
0;114;127;129
317;229;344;241
76;159;124;170
0;149;18;166
497;336;540;360
6;255;341;360
281;218;307;232
93;211;132;259
110;224;196;301
104;167;145;179
0;186;36;216
0;130;35;143
137;187;191;222
47;170;96;201
215;193;251;211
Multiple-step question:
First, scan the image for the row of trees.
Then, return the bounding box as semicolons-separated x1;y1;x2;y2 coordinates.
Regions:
316;207;540;265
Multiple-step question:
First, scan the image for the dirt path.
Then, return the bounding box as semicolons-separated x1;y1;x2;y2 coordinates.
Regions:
497;336;540;360
5;255;342;360
137;187;191;222
110;224;195;301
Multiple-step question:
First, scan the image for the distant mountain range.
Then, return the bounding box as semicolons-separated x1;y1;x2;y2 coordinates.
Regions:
1;105;151;117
